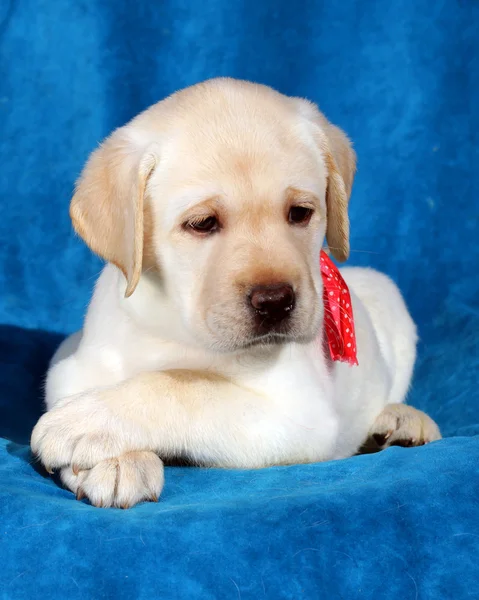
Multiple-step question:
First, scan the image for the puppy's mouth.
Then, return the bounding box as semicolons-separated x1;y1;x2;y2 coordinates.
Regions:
242;333;290;349
204;293;320;353
238;331;313;350
206;325;316;354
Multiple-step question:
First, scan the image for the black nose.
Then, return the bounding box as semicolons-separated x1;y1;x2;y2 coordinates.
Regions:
249;284;295;326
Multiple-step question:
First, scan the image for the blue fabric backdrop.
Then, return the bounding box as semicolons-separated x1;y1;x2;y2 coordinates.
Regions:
0;0;478;598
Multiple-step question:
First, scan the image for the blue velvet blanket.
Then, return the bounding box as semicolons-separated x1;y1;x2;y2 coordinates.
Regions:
1;0;478;598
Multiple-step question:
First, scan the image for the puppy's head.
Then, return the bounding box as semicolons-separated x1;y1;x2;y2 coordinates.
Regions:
70;79;356;351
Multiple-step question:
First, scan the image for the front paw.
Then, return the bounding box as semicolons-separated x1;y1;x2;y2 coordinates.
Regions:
365;403;441;451
31;393;136;473
60;451;164;508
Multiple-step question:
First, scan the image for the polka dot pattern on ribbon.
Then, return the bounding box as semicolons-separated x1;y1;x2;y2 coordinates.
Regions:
320;250;358;366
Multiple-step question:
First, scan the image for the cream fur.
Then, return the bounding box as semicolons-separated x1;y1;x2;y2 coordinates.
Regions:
31;79;440;508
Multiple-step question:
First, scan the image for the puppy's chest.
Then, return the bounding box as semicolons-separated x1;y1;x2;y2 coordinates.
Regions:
230;347;341;461
121;333;341;462
254;391;338;463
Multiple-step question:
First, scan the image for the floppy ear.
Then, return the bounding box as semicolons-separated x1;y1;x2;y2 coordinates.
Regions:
70;129;158;297
295;100;356;262
321;118;356;262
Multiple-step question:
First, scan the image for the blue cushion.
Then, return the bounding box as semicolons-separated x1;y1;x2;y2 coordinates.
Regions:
1;0;478;597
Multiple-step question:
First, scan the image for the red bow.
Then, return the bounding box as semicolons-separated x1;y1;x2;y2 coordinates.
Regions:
320;250;358;366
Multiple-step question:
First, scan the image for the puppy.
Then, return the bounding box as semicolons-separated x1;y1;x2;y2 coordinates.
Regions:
31;78;441;508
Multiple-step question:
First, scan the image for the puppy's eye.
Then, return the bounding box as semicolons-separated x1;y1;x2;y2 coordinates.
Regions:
288;206;313;225
186;216;219;234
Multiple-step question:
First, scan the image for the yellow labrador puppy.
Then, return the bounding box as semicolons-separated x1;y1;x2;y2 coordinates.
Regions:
31;79;440;508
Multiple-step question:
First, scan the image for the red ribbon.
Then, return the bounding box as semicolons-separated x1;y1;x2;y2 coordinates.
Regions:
320;250;358;366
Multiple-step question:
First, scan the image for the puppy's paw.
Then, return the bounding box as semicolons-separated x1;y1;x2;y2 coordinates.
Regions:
60;451;164;508
31;393;139;473
365;404;441;451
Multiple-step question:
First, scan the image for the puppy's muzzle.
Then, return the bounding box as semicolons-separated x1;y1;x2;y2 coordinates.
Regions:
248;283;295;333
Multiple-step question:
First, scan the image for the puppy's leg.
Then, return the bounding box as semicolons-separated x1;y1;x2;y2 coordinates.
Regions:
362;404;441;452
31;370;274;506
60;451;164;508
